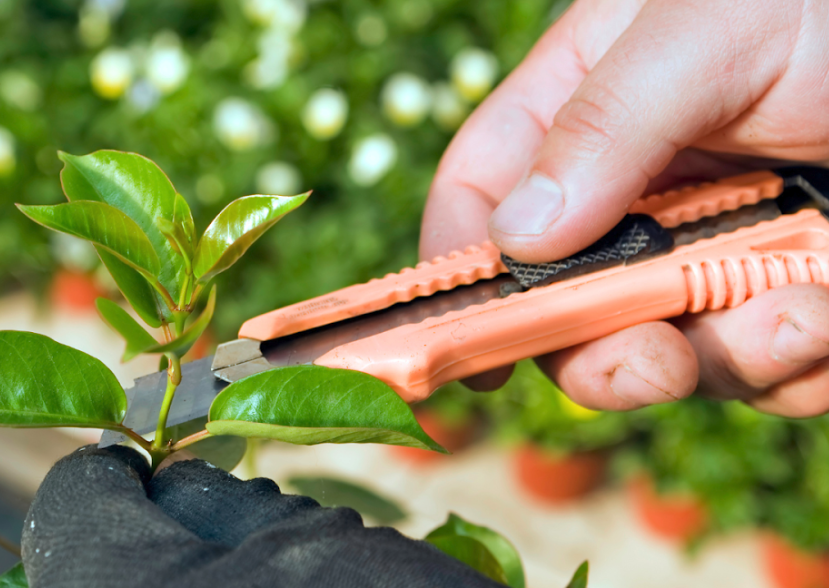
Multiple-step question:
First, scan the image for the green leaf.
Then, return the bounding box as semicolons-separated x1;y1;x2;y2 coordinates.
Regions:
159;194;196;259
145;285;216;357
288;476;407;525
206;366;446;453
565;561;589;588
97;250;166;328
426;513;525;588
97;287;215;361
0;563;28;588
0;331;127;429
16;201;160;279
426;535;508;585
174;193;196;253
58;150;187;304
95;298;159;362
168;417;247;471
193;193;309;282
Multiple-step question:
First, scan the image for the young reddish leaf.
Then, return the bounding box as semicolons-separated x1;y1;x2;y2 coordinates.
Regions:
17;201;160;280
206;365;447;453
193;193;309;282
95;298;159;362
0;331;127;429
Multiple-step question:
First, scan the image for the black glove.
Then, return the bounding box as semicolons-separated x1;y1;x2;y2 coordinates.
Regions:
21;445;502;588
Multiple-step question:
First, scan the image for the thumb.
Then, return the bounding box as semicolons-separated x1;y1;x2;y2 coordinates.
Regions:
488;0;788;263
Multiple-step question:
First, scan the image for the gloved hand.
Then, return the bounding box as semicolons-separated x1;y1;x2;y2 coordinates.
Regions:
21;445;502;588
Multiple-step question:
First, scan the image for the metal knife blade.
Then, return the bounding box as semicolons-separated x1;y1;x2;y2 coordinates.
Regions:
99;275;515;447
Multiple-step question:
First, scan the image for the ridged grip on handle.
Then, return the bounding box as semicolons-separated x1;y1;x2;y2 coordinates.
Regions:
629;170;783;228
316;210;829;402
239;241;506;340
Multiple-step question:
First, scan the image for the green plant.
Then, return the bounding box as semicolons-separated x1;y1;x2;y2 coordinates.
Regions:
0;149;559;586
475;360;632;454
613;397;797;545
5;149;447;467
761;416;829;554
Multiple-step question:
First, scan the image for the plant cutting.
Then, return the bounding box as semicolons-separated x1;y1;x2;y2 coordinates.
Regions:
476;361;630;503
0;149;551;586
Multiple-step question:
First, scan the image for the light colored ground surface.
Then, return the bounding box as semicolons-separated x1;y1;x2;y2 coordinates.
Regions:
0;292;771;587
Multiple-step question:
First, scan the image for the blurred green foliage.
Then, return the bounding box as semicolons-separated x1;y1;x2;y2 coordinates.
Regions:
0;0;564;338
466;360;633;453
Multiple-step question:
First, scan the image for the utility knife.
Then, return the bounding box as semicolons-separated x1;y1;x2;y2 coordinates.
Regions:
100;166;829;447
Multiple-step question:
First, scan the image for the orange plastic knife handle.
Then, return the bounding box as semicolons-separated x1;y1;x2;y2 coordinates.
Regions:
316;209;829;401
240;171;782;341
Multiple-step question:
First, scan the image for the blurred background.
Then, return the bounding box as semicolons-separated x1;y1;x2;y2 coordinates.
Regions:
0;1;828;587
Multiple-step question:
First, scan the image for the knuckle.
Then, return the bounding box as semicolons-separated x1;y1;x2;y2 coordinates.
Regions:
552;89;633;156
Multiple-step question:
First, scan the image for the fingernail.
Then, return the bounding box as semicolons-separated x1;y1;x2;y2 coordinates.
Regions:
489;173;564;236
771;319;829;365
609;365;678;407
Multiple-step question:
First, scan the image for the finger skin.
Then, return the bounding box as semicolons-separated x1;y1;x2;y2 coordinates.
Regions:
536;321;698;411
676;284;829;403
489;0;801;263
422;0;829;264
749;359;829;418
461;364;515;393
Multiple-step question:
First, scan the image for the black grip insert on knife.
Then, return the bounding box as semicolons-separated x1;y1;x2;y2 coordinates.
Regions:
501;214;674;289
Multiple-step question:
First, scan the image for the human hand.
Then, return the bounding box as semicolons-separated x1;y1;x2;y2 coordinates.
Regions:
421;0;829;416
21;445;502;588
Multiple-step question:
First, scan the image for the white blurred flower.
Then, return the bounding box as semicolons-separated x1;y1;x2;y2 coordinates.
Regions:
86;0;126;17
381;73;432;127
0;127;15;177
90;47;134;99
450;47;498;102
243;0;307;32
348;134;397;187
126;79;160;113
145;32;190;95
244;28;293;89
431;82;468;131
302;88;348;140
52;234;98;273
354;13;387;47
213;98;275;151
256;161;302;195
0;71;42;111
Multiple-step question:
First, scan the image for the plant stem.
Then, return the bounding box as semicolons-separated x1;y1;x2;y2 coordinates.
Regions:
118;427;152;452
151;353;181;455
149;279;176;312
171;429;213;451
178;274;191;310
161;323;173;343
0;534;20;558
